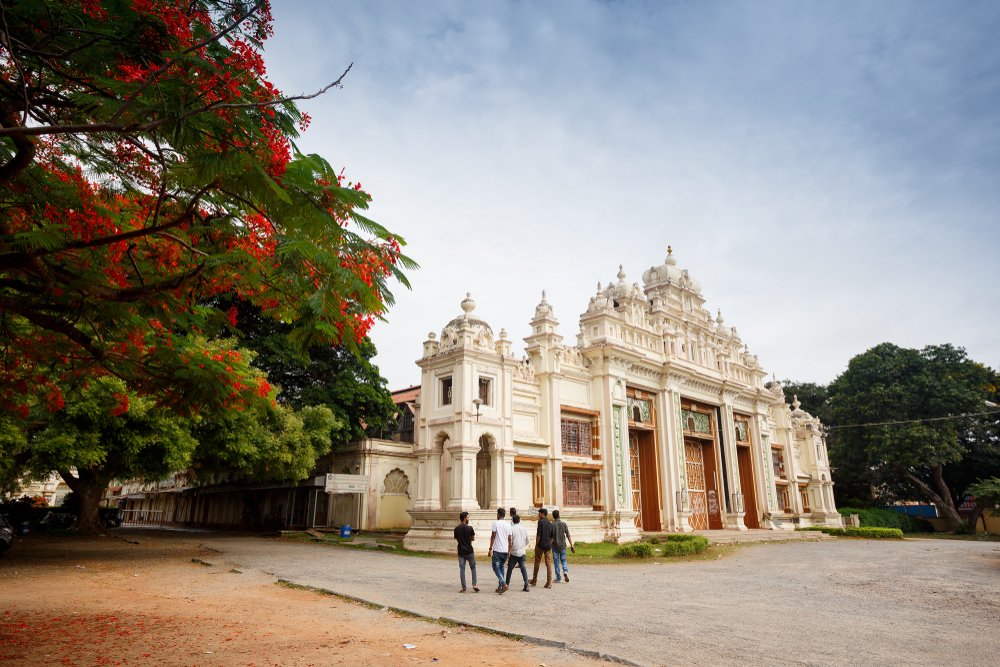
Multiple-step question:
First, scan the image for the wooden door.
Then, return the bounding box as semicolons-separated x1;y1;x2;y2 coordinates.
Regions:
703;441;723;530
629;434;642;529
638;432;661;531
737;446;760;529
685;441;709;530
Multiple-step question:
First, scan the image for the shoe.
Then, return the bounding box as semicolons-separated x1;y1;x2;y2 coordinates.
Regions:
523;585;530;592
499;583;508;594
459;588;467;593
564;574;569;583
473;586;480;592
543;583;552;589
529;580;536;587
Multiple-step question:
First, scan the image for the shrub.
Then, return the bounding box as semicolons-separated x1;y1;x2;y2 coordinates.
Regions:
839;507;924;533
659;535;709;556
615;542;654;558
844;527;903;539
647;537;661;544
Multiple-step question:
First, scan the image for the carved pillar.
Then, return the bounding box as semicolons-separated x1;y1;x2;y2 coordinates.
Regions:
720;399;747;531
413;449;441;511
668;384;693;531
446;441;480;511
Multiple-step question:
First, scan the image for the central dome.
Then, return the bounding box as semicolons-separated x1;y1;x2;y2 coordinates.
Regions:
642;246;701;293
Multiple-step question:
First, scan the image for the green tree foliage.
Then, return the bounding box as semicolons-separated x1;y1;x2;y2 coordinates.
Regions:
0;374;335;532
827;343;999;530
0;1;412;530
965;477;1000;532
777;381;831;423
225;298;396;447
0;0;413;420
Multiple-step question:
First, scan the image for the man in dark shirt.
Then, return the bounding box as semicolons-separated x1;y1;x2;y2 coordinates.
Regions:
454;511;479;593
529;507;555;588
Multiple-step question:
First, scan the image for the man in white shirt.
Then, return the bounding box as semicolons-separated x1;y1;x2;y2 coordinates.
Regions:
487;507;512;593
504;513;531;592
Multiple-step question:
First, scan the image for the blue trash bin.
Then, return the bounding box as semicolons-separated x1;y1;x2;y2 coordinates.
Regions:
339;524;351;539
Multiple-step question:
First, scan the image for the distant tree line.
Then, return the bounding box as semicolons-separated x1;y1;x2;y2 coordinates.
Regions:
780;343;1000;531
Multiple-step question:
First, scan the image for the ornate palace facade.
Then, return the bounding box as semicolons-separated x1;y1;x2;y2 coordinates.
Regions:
401;248;841;550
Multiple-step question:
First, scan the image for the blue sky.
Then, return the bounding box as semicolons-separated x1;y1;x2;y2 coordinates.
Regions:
265;1;1000;390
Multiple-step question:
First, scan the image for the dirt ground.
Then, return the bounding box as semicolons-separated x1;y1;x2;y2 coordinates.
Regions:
0;534;593;667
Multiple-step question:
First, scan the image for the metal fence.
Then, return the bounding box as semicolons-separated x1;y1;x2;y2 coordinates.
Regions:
121;509;164;527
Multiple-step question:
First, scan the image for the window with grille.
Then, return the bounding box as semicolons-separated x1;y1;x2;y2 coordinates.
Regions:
776;484;791;512
771;448;786;479
561;418;593;456
562;472;593;507
440;377;452;405
799;486;811;513
478;377;492;406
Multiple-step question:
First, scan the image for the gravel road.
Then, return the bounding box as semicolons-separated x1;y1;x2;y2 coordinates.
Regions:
197;535;1000;667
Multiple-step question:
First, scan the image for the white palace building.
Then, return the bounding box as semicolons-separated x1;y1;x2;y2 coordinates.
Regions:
108;247;842;546
385;247;843;550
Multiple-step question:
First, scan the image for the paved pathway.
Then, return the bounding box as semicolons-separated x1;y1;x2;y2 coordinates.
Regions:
196;535;1000;666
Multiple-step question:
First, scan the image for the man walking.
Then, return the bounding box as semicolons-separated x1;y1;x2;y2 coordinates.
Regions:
454;511;479;593
504;513;530;592
551;509;575;583
529;507;555;588
487;507;512;594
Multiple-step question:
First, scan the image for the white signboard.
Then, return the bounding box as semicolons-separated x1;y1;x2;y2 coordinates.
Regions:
325;473;369;494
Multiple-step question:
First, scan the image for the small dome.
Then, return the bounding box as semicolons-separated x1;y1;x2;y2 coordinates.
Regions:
444;292;494;336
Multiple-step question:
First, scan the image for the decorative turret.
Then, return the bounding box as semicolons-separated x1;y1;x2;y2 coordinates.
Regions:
525;290;563;373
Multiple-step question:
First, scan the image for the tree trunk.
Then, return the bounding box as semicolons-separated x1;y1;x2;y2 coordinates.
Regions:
59;468;111;534
894;464;964;531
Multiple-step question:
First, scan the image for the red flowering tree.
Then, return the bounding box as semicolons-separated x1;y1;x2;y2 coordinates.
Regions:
0;0;413;529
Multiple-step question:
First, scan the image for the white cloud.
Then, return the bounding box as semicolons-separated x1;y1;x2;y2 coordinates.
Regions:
266;0;1000;387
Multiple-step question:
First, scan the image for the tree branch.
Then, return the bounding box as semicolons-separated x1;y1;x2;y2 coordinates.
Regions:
0;63;354;139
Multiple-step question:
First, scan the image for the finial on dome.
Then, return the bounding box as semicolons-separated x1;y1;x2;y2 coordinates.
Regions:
499;328;508;340
665;245;677;266
716;309;724;324
541;290;547;302
792;395;801;411
596;281;602;291
460;292;476;315
617;264;626;281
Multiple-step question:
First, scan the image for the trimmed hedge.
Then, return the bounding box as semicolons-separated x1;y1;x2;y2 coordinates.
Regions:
844;526;903;539
797;526;901;538
838;507;929;533
795;526;846;536
615;542;654;558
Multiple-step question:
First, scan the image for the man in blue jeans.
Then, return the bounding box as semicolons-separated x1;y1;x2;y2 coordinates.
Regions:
551;509;575;582
453;511;479;593
487;507;512;593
